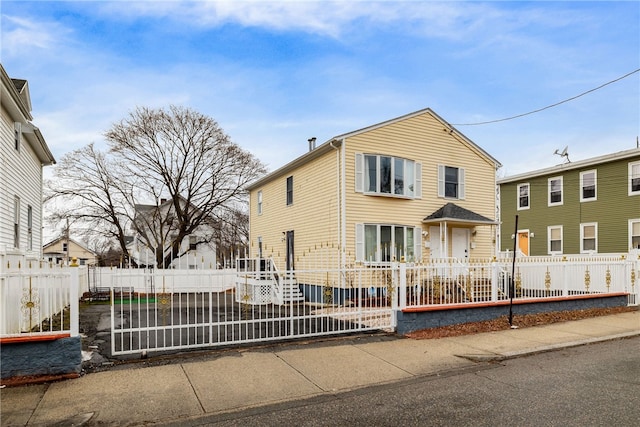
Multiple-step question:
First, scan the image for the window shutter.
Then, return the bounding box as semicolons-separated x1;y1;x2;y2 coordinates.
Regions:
415;162;422;199
355;153;363;193
355;223;364;262
459;168;465;199
437;165;444;197
414;226;422;262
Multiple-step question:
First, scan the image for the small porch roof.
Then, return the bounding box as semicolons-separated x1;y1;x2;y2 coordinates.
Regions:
422;203;497;226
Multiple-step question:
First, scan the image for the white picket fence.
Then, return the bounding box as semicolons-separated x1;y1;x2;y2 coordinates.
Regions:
403;255;639;307
1;253;637;348
0;257;88;338
90;266;237;294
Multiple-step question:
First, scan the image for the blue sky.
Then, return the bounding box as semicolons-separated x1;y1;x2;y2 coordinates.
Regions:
2;1;639;177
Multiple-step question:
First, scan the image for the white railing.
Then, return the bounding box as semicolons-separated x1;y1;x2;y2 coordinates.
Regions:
111;263;396;355
402;255;639;308
235;257;285;304
0;258;87;338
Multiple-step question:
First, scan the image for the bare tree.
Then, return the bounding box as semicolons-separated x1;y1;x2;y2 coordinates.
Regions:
46;105;266;268
45;143;135;264
214;205;249;267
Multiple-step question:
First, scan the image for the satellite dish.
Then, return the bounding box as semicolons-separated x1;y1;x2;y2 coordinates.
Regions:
553;145;570;162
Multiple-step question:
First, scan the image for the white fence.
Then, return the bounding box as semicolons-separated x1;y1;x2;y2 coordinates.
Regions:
403;255;639;308
0;258;88;338
90;267;237;294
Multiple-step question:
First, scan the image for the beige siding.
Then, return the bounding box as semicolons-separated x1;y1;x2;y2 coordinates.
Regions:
249;110;499;269
343;111;497;261
250;148;341;268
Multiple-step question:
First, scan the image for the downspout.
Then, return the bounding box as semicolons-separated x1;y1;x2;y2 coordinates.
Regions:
340;138;346;270
329;139;343;271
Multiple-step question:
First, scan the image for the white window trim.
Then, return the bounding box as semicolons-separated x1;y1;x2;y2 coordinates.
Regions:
629;160;640;196
547;225;563;255
517;183;530;210
580;222;598;254
548;176;563;206
438;164;466;200
629;219;640;250
257;190;263;215
355;153;421;199
355;223;422;263
580;170;597;202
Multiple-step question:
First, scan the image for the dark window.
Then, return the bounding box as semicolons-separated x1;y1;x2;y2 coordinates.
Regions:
444;167;459;198
286;176;293;205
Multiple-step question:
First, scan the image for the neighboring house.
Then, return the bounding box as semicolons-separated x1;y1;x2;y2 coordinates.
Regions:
0;64;55;258
128;198;217;269
247;108;502;271
498;147;640;256
43;236;99;266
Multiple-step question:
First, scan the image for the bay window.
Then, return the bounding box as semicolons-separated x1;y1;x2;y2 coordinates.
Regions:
357;223;420;263
357;153;420;198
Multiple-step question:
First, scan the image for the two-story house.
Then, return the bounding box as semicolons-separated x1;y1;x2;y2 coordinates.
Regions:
128;198;217;269
0;64;55;259
247;108;502;272
498;147;640;256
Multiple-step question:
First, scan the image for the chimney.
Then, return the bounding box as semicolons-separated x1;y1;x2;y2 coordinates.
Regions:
308;137;316;151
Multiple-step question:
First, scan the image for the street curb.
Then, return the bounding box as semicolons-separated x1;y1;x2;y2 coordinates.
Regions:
457;331;640;362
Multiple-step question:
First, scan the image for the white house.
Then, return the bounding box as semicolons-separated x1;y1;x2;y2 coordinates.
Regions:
127;198;217;269
0;64;55;259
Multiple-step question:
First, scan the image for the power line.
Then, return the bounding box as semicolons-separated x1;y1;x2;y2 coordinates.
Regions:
452;68;640;126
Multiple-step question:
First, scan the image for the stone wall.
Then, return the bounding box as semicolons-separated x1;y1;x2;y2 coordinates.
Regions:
396;294;629;335
1;336;82;379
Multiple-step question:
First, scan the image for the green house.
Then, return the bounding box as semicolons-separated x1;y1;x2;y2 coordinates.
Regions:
498;148;640;256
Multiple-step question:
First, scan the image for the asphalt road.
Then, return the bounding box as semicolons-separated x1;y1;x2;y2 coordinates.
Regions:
179;336;640;427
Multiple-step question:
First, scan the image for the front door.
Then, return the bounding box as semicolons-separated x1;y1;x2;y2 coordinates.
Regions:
451;228;469;261
429;226;442;258
517;232;529;256
285;230;294;271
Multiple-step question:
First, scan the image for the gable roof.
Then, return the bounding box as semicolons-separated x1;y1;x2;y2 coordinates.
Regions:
43;236;98;255
246;108;501;190
422;202;496;225
1;64;55;165
498;147;640;184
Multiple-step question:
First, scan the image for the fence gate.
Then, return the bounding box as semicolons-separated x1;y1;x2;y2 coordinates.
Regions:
108;265;396;356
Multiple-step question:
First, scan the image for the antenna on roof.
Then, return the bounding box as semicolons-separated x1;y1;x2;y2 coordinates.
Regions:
553;145;570;163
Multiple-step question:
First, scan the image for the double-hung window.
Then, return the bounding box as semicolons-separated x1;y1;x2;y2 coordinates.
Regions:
14;122;21;151
356;223;421;263
580;170;596;202
548;225;562;255
517;183;530;210
630;161;640;196
286;176;293;206
14;196;20;248
257;190;263;215
27;205;33;251
630;219;640;250
438;165;465;199
548;176;563;206
580;223;597;253
359;154;419;197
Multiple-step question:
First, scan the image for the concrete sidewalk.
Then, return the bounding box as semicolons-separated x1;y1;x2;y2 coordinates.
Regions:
2;311;638;427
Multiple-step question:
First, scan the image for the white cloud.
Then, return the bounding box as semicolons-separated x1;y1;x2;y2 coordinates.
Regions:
1;14;71;55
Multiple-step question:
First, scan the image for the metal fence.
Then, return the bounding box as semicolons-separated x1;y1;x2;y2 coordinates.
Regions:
403;255;639;308
0;256;87;339
110;263;395;355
